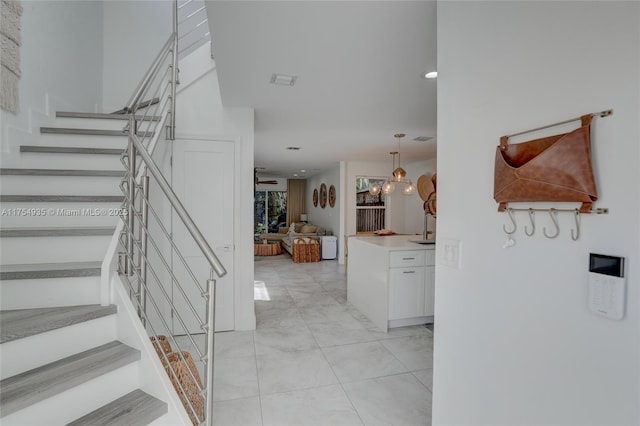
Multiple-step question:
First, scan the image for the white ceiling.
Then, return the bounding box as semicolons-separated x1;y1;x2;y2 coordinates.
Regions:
206;1;437;178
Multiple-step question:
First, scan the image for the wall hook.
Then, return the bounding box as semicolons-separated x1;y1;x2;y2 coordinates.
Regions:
524;208;536;236
543;208;560;238
571;209;581;241
503;208;517;234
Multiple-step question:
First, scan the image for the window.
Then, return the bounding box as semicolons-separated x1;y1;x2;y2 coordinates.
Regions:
254;190;287;234
355;177;386;233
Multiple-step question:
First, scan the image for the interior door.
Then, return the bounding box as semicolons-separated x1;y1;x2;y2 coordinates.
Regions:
172;139;234;333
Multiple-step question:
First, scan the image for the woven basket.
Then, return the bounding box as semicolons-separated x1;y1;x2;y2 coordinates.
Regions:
292;237;320;263
150;335;172;357
162;351;204;426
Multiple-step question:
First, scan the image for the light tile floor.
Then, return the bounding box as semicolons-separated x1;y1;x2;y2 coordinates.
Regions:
177;254;433;425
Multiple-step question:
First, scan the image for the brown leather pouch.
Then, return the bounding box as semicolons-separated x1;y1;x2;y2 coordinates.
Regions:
494;114;598;213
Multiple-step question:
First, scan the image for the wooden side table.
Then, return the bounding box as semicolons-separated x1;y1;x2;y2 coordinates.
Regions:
254;241;283;256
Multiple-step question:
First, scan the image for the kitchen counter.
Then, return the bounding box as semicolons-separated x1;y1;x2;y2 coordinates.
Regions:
351;234;435;249
347;235;435;332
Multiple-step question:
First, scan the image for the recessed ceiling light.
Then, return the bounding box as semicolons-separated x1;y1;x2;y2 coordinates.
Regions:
300;169;306;173
293;173;298;177
270;73;298;86
413;136;434;142
286;146;301;150
423;71;438;79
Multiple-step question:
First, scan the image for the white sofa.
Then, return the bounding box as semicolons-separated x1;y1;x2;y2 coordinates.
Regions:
281;223;326;255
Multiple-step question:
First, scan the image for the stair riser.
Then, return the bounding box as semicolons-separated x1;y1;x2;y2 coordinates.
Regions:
0;202;124;227
0;315;117;380
54;116;161;132
0;235;113;264
36;133;130;149
41;129;155;140
0;175;123;196
147;413;173;426
0;276;101;310
69;389;167;426
1;363;140;426
52;117;129;131
1;152;125;172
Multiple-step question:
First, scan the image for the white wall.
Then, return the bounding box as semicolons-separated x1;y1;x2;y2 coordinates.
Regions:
175;64;256;331
1;0;103;155
434;2;639;425
306;164;340;237
101;0;172;112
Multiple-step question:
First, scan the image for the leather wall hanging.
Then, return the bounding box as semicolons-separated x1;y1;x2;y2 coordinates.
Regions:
494;113;600;213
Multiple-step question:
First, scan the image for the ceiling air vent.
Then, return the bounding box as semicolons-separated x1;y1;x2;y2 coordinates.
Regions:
270;73;298;86
413;136;434;142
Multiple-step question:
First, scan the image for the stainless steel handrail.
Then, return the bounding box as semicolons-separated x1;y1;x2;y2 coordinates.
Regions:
115;1;217;424
130;134;227;277
124;34;175;115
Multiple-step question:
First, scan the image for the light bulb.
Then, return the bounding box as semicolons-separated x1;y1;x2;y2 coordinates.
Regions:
393;167;407;181
369;182;380;196
403;181;416;195
382;181;395;194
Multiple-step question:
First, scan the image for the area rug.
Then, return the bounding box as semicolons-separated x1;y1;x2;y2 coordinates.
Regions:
1;0;23;112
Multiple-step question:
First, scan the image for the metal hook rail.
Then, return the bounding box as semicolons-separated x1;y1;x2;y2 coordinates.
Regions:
501;207;608;242
505;109;613;138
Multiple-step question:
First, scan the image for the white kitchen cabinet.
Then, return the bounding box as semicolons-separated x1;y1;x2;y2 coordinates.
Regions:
347;235;435;332
389;266;426;320
424;249;436;316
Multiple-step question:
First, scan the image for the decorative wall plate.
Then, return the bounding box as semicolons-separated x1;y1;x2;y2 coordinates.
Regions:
313;188;319;207
329;185;336;207
319;183;327;208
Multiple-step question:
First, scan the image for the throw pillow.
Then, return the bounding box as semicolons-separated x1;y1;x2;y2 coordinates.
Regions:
300;225;317;233
294;223;304;233
279;227;289;234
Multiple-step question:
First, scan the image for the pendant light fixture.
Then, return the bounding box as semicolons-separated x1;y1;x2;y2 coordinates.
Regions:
369;133;416;196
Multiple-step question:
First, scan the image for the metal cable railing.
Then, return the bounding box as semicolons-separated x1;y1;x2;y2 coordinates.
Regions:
114;1;219;425
177;0;211;58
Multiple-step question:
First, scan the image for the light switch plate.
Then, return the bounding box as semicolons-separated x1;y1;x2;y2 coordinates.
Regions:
440;238;461;269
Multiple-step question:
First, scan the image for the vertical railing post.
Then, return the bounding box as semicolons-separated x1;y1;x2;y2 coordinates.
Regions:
126;118;138;276
169;0;178;140
204;272;216;426
139;173;150;326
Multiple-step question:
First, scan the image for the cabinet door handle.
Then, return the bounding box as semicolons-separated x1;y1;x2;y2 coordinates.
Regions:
402;257;415;261
403;270;416;274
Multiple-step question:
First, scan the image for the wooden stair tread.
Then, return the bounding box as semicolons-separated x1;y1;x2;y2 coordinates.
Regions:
0;261;102;280
66;389;167;426
40;127;153;137
56;111;162;121
0;227;116;238
20;146;124;155
0;168;123;177
0;341;140;417
0;195;123;202
0;304;117;343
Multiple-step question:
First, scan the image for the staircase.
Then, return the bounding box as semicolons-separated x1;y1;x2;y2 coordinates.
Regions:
0;113;177;425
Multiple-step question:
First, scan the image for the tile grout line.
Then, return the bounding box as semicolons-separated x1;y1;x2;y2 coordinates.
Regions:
251;330;264;425
253;258;432;425
253;280;265;426
301;277;366;426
